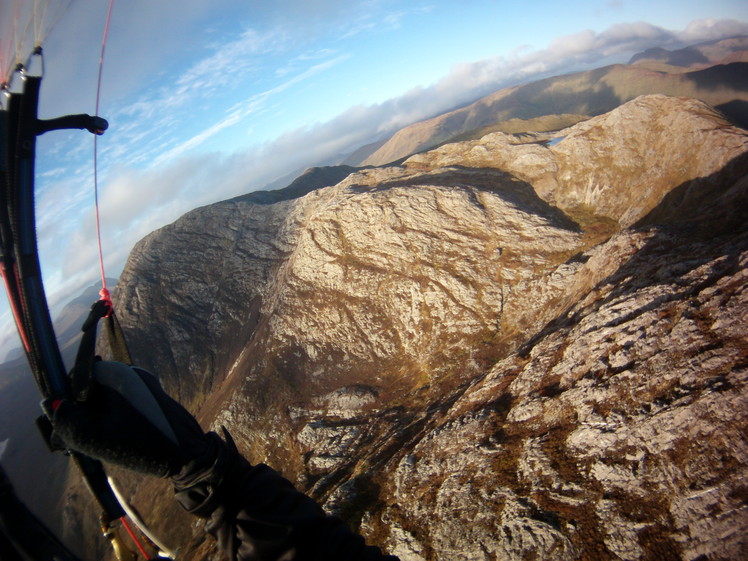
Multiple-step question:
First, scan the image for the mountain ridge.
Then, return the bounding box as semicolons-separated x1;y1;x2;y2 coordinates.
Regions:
353;39;748;167
629;34;748;67
91;93;748;560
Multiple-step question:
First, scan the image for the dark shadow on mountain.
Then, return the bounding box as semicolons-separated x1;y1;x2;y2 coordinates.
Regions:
231;165;360;205
628;47;669;65
348;165;581;232
519;150;748;359
635;150;748;234
630;45;710;67
716;100;748;130
668;46;710;66
341;137;391;166
684;62;748;92
481;68;622;122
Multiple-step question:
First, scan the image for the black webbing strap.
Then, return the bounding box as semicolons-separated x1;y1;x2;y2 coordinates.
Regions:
69;299;110;402
10;75;68;398
69;298;133;402
104;310;133;365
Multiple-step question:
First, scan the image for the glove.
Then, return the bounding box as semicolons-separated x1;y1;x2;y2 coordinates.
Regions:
86;115;109;135
52;361;211;478
34;114;109;136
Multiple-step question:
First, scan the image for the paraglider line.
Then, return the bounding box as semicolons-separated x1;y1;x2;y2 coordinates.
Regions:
0;266;31;352
120;516;151;560
93;0;115;309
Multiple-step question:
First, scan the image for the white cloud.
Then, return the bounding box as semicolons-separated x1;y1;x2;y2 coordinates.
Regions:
146;52;349;167
681;18;748;41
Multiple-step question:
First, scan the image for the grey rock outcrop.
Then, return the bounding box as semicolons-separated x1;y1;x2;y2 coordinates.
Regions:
109;94;748;560
382;227;748;560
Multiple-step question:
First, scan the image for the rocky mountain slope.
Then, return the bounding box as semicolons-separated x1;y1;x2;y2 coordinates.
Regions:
356;37;748;167
69;94;748;560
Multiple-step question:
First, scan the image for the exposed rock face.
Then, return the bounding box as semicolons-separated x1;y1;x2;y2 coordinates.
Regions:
407;96;747;229
112;95;748;560
383;228;748;561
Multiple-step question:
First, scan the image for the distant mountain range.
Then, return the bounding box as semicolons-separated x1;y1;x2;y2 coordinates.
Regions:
628;34;748;67
345;36;748;167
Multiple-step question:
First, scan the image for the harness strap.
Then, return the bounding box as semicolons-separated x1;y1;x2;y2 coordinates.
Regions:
69;297;133;402
105;310;133;365
69;299;111;401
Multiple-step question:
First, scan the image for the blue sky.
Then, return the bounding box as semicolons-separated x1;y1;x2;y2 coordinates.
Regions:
1;0;747;360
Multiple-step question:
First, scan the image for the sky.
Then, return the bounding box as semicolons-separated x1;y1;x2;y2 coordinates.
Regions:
0;0;747;360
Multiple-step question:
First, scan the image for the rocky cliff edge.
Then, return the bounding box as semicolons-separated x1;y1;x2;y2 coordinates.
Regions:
106;94;748;560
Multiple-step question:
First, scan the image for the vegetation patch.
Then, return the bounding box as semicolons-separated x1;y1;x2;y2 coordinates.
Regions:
563;204;621;247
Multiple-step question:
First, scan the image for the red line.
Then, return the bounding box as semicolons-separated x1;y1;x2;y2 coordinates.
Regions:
93;0;115;298
120;516;151;560
1;266;30;352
